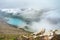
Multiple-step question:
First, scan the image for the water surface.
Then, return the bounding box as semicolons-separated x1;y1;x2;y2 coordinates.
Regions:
6;17;25;26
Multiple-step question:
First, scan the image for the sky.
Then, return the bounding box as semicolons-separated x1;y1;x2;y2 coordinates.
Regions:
0;0;59;9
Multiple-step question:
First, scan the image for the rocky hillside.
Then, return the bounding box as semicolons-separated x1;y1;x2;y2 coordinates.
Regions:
0;18;31;35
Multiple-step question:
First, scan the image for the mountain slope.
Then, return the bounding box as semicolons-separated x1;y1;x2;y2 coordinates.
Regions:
0;19;31;35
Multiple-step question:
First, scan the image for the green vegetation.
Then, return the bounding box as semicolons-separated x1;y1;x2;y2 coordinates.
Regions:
0;34;19;40
0;33;31;40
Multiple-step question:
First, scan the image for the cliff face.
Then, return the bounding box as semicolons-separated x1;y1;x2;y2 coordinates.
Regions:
0;19;31;35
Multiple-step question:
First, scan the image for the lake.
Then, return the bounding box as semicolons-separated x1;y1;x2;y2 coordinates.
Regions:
6;17;26;27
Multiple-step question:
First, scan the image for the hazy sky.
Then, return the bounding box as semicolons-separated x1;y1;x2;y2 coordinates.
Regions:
0;0;59;9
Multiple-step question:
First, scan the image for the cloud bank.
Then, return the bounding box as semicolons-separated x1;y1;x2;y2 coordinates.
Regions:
0;8;60;33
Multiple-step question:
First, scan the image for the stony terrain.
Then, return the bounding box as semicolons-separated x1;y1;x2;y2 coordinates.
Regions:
0;18;31;35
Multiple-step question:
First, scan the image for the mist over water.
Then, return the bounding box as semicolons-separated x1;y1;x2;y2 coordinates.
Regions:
22;9;60;32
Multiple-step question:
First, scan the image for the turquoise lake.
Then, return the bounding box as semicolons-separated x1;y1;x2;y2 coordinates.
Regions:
6;18;25;26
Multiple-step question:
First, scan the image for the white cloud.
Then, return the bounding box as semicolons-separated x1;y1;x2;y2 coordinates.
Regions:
1;8;60;32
